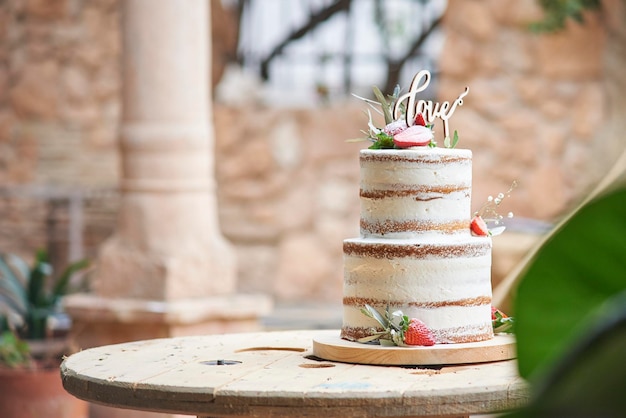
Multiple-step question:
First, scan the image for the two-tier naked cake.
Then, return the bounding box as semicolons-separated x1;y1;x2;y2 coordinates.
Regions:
340;147;493;344
340;69;497;345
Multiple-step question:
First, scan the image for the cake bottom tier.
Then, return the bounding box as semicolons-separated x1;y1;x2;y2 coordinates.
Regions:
341;236;494;344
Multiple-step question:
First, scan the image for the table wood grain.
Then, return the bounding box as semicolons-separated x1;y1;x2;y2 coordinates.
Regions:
60;330;529;418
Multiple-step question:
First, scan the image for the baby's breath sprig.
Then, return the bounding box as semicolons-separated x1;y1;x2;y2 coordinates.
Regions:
473;181;517;236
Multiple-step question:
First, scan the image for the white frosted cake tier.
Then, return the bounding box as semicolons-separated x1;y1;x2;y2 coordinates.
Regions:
341;235;493;344
359;148;472;238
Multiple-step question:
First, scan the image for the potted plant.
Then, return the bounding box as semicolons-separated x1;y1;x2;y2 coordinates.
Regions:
0;250;90;418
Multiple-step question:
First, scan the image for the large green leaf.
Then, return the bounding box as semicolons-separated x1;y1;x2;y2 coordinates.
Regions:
27;249;50;308
51;258;89;305
514;186;626;381
505;291;626;417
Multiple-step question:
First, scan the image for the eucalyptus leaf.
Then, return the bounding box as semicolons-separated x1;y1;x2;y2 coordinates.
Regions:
372;86;393;124
451;130;459;148
346;138;370;143
361;304;388;329
357;333;384;343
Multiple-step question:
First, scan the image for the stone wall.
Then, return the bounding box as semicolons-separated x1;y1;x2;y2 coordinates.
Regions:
0;0;121;265
0;0;617;302
440;0;611;220
0;0;121;187
213;105;364;301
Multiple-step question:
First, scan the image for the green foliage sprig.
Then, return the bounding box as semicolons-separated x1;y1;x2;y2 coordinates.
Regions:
530;0;601;33
359;304;411;346
0;331;32;368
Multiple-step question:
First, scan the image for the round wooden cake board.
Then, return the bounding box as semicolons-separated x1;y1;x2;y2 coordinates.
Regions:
312;334;516;366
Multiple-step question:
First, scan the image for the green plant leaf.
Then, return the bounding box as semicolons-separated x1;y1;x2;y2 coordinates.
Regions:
27;250;50;308
530;0;601;33
503;291;626;417
0;254;28;315
513;186;626;381
368;132;395;149
51;258;89;305
0;331;31;368
1;250;89;341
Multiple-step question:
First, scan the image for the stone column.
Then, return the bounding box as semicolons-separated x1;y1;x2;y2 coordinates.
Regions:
65;0;271;383
96;0;236;301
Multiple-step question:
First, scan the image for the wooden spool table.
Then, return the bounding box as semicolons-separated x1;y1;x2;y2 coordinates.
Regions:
61;330;529;418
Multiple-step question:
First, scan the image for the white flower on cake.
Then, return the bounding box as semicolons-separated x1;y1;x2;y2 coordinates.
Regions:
471;181;518;237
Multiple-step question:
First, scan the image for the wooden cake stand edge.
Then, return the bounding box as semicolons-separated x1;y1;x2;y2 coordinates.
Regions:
312;334;516;366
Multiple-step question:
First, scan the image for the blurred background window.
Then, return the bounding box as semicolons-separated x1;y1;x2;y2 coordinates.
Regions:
229;0;446;105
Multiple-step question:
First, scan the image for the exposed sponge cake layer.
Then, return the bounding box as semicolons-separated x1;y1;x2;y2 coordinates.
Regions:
341;234;493;343
360;148;472;238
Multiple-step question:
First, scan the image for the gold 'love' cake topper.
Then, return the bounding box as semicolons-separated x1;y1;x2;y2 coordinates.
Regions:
353;69;469;150
393;70;469;142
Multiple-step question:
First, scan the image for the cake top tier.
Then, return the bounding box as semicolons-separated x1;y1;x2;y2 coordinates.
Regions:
359;147;473;239
353;69;516;238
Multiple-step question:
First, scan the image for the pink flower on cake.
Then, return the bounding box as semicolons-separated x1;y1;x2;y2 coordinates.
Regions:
383;119;407;136
393;124;434;148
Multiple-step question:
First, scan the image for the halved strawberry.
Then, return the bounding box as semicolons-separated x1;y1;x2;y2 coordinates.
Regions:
404;318;436;346
470;215;489;236
393;125;433;148
414;112;427;127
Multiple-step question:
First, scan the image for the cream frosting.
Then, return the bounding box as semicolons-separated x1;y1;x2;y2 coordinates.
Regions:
360;148;472;238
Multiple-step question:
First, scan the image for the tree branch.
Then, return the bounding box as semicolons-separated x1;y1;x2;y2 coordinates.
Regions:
382;13;443;95
259;0;352;80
